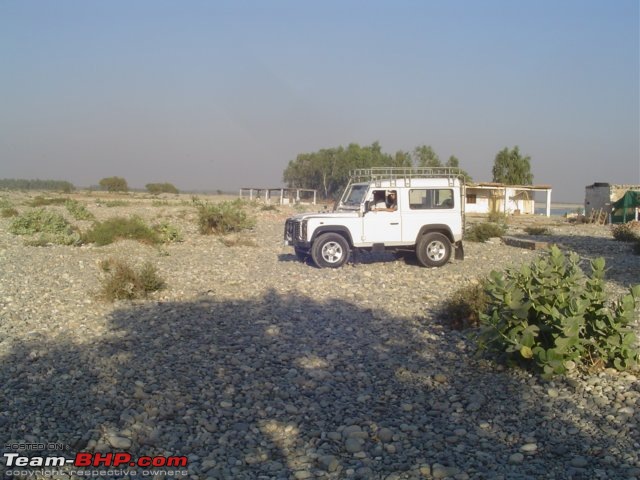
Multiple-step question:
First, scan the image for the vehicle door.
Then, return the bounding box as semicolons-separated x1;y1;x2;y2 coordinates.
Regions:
362;189;402;244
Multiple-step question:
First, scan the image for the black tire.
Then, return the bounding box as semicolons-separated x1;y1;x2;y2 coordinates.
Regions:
294;247;309;262
416;232;452;268
311;233;350;268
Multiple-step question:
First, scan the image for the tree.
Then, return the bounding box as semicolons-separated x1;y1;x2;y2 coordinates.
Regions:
413;145;441;167
99;176;129;192
146;182;179;194
446;155;473;183
492;146;533;185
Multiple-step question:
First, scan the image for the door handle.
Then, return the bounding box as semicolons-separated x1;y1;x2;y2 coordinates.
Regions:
390;222;399;225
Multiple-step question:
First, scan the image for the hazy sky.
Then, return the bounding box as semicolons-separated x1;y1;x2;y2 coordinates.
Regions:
1;0;638;202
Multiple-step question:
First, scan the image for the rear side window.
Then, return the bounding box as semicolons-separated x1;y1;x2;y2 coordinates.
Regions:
409;189;454;209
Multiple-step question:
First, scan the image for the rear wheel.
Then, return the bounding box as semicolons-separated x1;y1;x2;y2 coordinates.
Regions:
416;232;452;267
311;233;350;268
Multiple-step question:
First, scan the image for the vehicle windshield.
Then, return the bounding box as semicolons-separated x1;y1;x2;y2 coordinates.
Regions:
340;184;368;208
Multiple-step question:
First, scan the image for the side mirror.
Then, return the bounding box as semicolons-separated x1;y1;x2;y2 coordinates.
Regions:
364;200;371;213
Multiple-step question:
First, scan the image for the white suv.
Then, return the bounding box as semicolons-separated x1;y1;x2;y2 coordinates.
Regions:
284;167;465;268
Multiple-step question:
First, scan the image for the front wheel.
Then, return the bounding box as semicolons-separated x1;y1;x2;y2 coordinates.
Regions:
311;233;350;268
416;232;452;268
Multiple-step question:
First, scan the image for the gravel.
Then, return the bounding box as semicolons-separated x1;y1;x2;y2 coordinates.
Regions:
0;192;639;479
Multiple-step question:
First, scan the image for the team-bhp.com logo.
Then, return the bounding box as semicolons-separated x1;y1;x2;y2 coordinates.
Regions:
4;452;188;476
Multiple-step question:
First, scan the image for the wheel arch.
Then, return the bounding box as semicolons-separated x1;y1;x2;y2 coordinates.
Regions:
311;226;354;247
415;224;454;244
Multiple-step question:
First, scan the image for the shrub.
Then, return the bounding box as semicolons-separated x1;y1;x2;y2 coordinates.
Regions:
104;200;129;207
152;221;183;243
193;198;256;235
99;258;165;301
466;222;507;242
65;199;95;220
9;208;80;245
146;182;179;194
612;221;640;242
475;245;640;377
1;207;18;218
524;226;551;236
441;280;489;330
99;176;129;192
260;204;278;212
487;211;508;224
83;217;160;246
28;196;69;207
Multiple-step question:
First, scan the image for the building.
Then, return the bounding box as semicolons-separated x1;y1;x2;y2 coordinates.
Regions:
584;183;640;217
465;183;553;217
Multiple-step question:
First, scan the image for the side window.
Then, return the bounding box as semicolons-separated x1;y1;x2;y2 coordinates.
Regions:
409;189;454;209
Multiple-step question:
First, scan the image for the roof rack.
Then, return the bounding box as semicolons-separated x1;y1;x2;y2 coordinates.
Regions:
349;167;465;186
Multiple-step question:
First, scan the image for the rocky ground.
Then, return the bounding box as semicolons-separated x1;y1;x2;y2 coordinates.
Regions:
0;191;639;480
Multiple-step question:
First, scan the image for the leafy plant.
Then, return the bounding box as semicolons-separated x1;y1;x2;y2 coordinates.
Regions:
104;200;129;207
475;245;640;377
152;221;183;243
83;216;160;246
99;258;165;301
466;222;507;242
65;199;95;220
193;198;256;235
9;208;81;245
611;221;640;242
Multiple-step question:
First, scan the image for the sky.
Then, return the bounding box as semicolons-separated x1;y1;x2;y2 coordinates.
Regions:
1;0;638;202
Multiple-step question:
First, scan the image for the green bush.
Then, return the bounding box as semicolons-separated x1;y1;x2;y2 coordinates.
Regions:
9;208;80;245
487;211;508;224
193;198;256;235
65;199;95;220
99;258;165;301
83;217;160;246
466;222;507;242
475;245;640;377
612;221;640;242
152;221;183;243
146;182;179;194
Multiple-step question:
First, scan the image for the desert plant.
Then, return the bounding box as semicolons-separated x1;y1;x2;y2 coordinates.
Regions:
99;258;165;301
524;226;551;236
441;280;490;330
466;222;507;242
611;221;640;242
260;204;278;212
193;198;256;235
28;196;69;207
83;216;160;246
104;200;129;207
152;221;183;243
1;207;18;218
487;211;508;224
9;208;80;245
65;199;95;220
475;245;640;377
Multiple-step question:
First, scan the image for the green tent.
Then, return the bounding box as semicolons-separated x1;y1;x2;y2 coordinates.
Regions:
611;190;640;224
